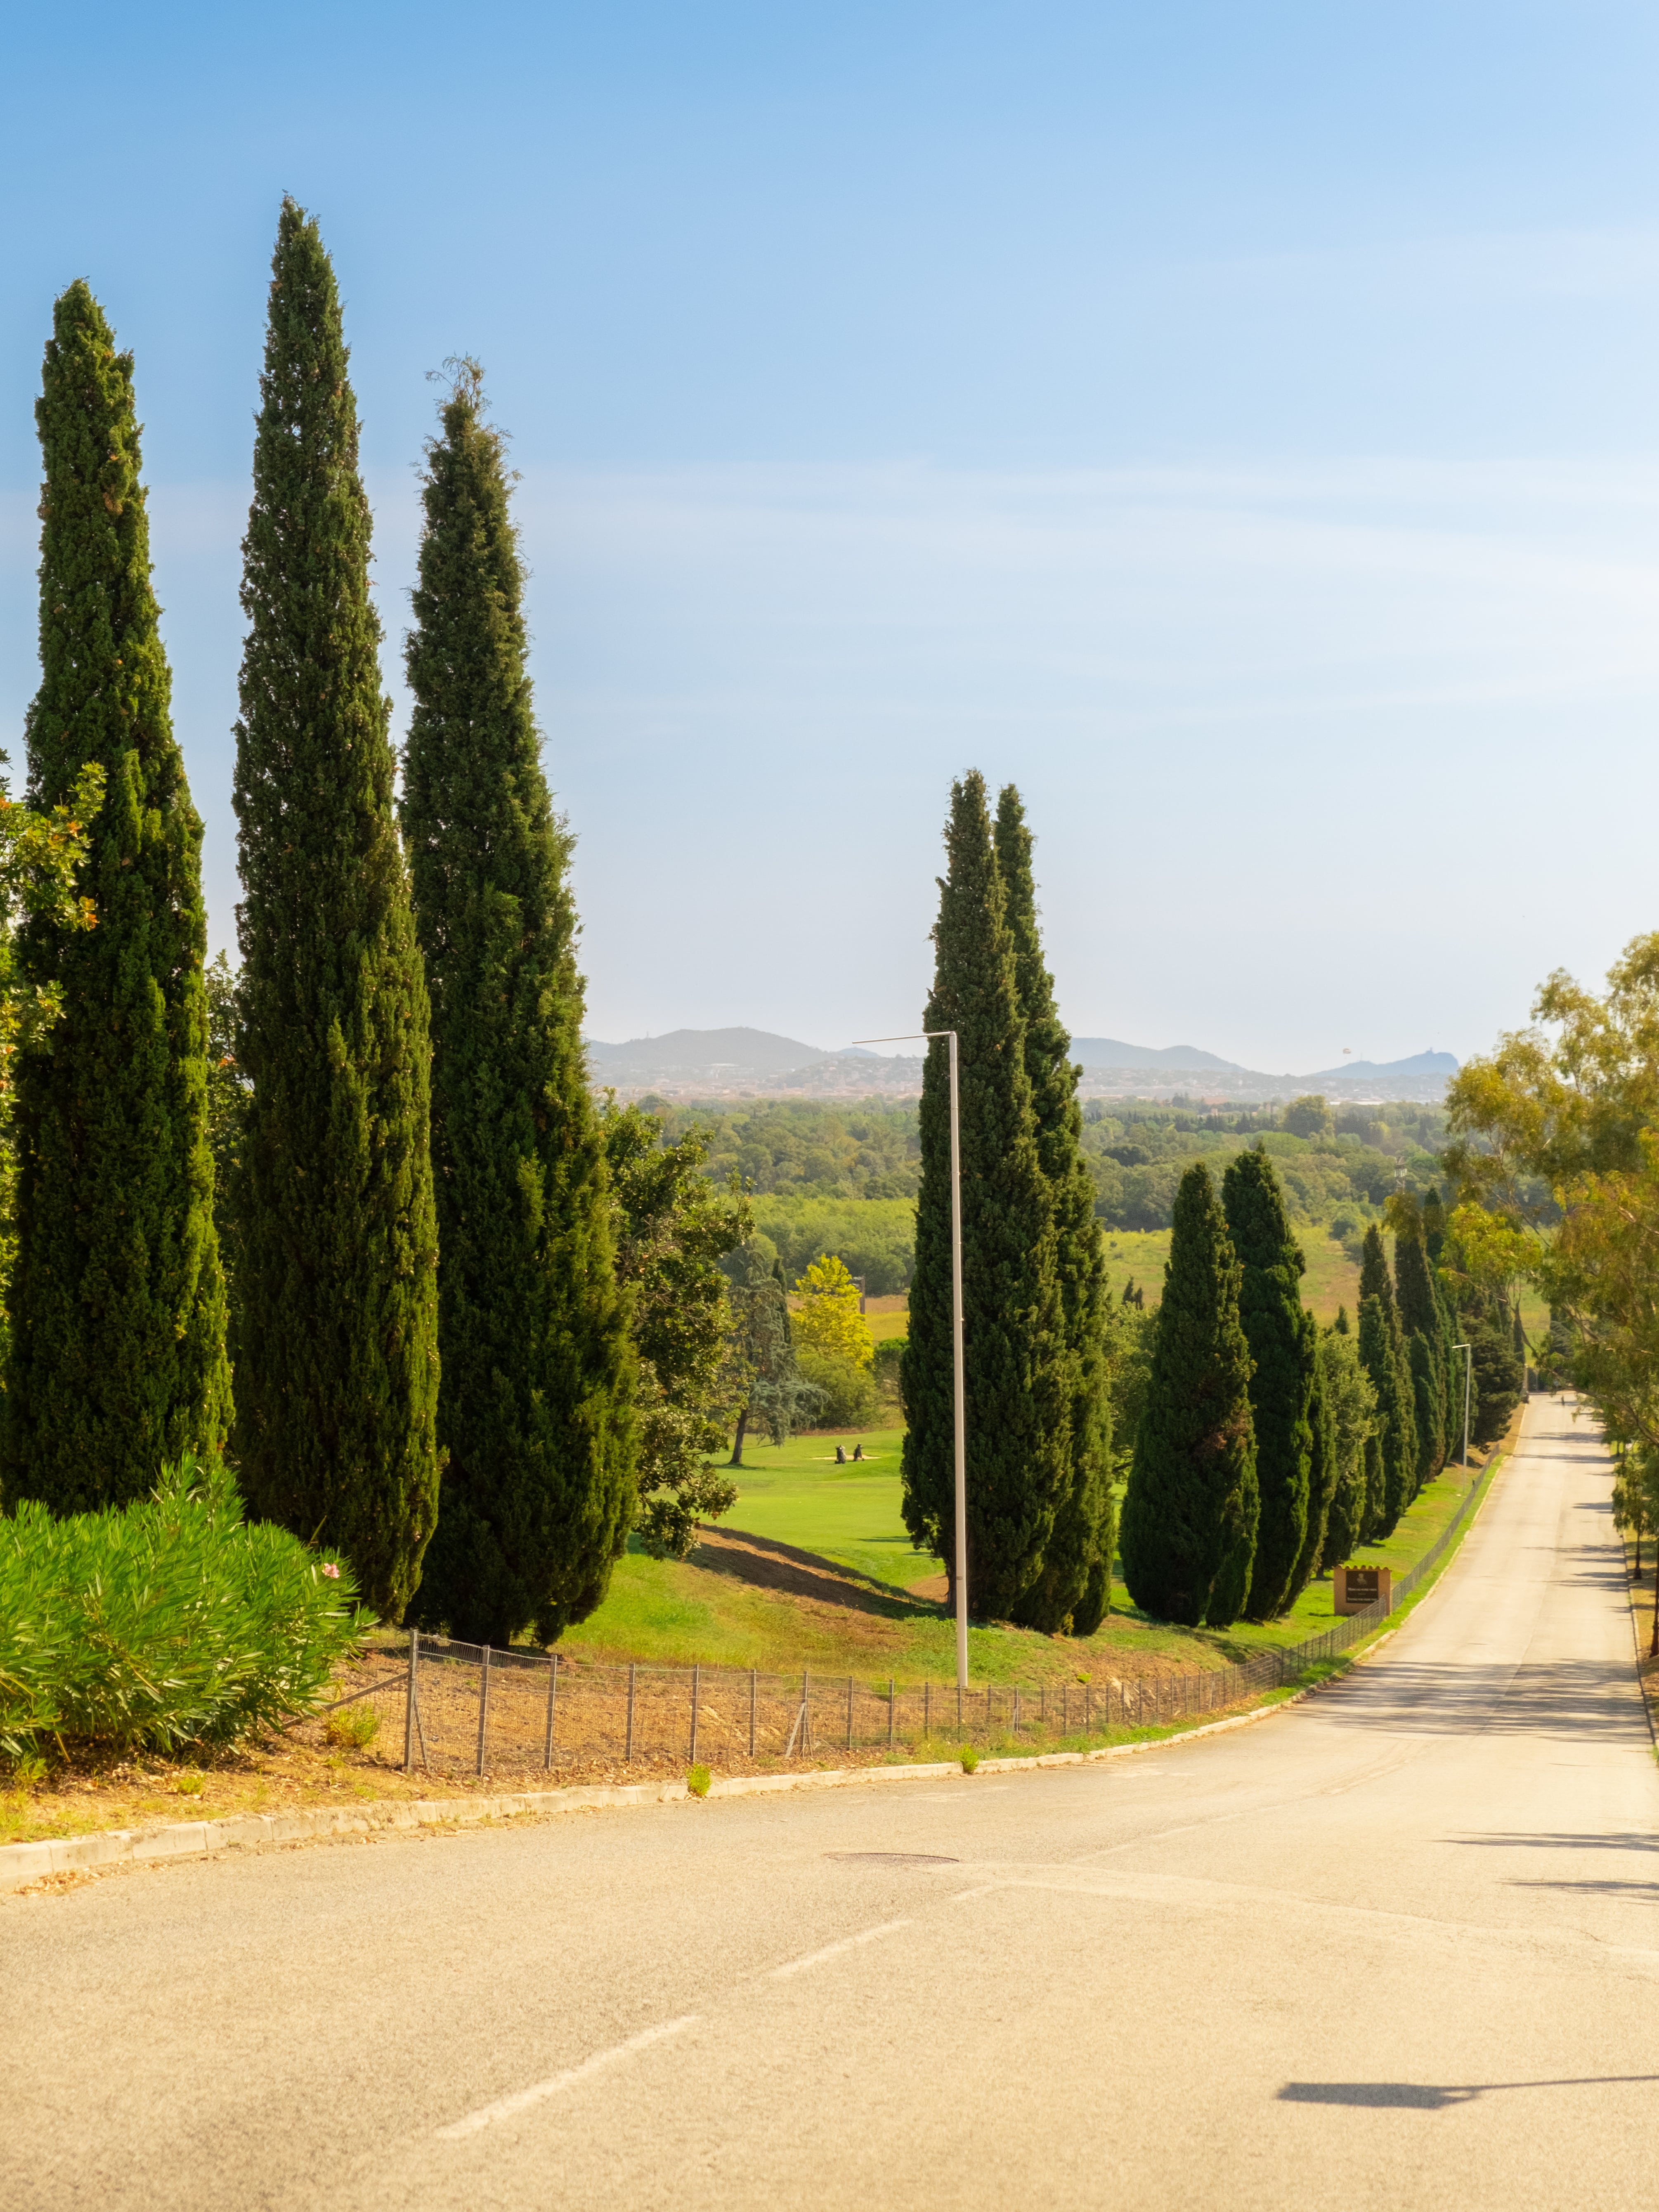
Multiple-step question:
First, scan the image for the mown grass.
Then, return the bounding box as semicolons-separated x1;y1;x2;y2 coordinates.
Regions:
1101;1226;1361;1326
561;1418;1510;1683
721;1425;926;1585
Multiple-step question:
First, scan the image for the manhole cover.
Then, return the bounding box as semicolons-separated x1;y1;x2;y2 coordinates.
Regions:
826;1851;959;1866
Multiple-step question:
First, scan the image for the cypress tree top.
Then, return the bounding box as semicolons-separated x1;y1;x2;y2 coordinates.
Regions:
1359;1225;1394;1309
993;783;1112;1636
1120;1162;1258;1627
232;202;440;1620
1222;1149;1313;1621
401;363;635;1647
900;771;1068;1622
5;281;228;1510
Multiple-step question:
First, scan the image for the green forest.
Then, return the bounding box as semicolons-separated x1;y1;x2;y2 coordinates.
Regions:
649;1092;1458;1295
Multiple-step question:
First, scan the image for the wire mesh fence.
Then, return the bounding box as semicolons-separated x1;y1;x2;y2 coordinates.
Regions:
321;1458;1495;1780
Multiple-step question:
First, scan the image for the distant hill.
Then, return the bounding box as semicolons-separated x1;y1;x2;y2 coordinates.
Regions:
584;1027;828;1078
1304;1050;1460;1082
1071;1037;1244;1072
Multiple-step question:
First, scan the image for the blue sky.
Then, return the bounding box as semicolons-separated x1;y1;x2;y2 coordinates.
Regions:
4;2;1659;1070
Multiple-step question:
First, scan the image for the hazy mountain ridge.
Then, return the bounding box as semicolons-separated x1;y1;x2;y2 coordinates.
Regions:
583;1028;1460;1103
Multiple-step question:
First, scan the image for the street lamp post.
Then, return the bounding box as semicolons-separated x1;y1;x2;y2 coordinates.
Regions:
1452;1341;1473;1469
853;1028;967;1692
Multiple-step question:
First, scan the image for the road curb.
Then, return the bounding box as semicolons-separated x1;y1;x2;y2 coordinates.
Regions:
1;1688;1338;1895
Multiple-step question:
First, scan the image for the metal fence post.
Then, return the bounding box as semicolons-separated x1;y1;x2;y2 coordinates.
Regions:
888;1678;895;1749
690;1663;701;1763
924;1678;931;1738
625;1661;636;1761
404;1628;419;1772
475;1645;492;1777
543;1652;558;1770
749;1668;757;1758
845;1674;853;1751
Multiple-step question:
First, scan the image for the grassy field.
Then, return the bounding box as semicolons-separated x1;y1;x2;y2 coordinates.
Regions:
1101;1225;1362;1325
560;1411;1514;1683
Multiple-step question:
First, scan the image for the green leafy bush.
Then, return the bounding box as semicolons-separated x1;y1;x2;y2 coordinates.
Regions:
686;1762;711;1798
796;1350;879;1430
0;1456;368;1760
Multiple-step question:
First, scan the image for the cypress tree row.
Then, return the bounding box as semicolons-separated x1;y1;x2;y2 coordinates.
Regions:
900;773;1069;1621
1357;1226;1416;1536
5;283;229;1512
232;202;440;1620
993;785;1113;1636
1222;1149;1314;1620
401;365;635;1648
1120;1163;1258;1627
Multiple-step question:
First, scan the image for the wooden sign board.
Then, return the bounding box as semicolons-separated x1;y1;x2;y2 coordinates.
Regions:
1334;1564;1392;1616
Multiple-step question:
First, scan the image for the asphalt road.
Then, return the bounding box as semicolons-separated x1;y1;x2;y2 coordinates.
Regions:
5;1395;1654;2212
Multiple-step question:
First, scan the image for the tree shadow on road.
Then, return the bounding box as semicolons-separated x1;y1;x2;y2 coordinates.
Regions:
1280;2074;1659;2109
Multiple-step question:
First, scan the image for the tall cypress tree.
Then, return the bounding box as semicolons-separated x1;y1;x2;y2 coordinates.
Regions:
400;365;634;1647
1120;1163;1258;1627
232;202;440;1620
900;773;1069;1621
1394;1204;1446;1482
4;283;228;1511
1357;1226;1416;1537
1222;1149;1313;1620
993;785;1113;1636
1294;1354;1338;1595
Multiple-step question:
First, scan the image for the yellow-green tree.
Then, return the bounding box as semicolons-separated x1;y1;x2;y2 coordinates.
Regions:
1447;933;1659;1448
792;1253;875;1368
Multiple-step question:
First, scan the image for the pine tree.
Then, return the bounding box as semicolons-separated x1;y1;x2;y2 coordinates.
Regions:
1222;1149;1314;1619
232;202;440;1620
400;365;634;1647
4;283;229;1512
993;785;1113;1635
1120;1163;1258;1626
900;773;1069;1621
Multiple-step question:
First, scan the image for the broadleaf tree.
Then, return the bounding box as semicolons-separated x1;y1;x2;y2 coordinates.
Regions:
607;1104;748;1561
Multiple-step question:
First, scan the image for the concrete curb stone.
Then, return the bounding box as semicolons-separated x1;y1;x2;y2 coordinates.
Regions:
1;1691;1328;1895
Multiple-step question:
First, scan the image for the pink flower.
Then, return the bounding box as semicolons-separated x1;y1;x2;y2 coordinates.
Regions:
320;1562;340;1579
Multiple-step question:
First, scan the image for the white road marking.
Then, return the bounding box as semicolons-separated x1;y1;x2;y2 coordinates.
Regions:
769;1918;913;1979
950;1884;1005;1902
435;2015;701;2139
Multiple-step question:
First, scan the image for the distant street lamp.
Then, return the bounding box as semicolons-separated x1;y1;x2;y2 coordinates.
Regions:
1452;1341;1473;1468
853;1028;967;1693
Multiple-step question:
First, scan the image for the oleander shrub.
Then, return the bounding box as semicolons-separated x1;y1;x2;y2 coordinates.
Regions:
0;1454;367;1760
